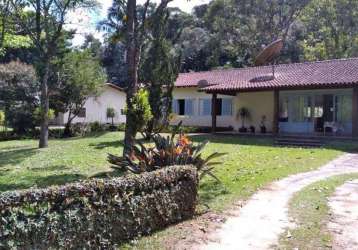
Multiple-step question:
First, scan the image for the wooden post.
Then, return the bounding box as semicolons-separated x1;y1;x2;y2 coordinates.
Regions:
352;87;358;137
212;93;217;134
273;89;279;135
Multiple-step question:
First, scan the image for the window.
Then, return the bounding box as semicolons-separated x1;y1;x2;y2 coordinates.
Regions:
199;98;232;116
335;95;352;123
279;96;289;122
199;99;211;116
221;99;233;116
172;99;194;116
291;96;311;122
78;108;86;118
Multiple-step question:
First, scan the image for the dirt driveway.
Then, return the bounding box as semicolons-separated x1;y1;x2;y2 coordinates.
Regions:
199;153;358;250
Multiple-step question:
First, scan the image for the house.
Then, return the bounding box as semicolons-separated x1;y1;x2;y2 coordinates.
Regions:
171;58;358;136
55;58;358;137
55;83;126;125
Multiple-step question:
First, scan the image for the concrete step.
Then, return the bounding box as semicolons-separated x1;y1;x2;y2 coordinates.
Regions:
275;137;324;148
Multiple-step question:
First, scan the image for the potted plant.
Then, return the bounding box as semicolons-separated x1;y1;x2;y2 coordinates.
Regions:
237;107;250;133
249;125;255;133
260;115;267;134
106;107;116;130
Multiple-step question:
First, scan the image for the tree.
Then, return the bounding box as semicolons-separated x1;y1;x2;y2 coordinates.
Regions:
0;61;38;134
299;0;358;61
11;0;98;148
106;107;116;126
101;0;174;155
141;6;179;138
52;49;106;137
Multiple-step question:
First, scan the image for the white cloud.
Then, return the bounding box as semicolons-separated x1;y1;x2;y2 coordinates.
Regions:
69;0;211;46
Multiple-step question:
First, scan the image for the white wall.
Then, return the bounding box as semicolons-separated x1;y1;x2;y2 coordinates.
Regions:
234;91;274;131
171;87;236;128
62;85;126;125
171;87;276;132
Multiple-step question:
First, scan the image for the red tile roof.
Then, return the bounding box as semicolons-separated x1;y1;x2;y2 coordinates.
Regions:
175;58;358;92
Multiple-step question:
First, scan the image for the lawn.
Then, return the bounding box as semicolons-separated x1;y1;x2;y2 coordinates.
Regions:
277;173;358;250
1;132;355;206
1;132;357;249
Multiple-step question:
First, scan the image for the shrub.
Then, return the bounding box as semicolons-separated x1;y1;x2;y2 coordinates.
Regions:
104;122;226;181
0;166;198;248
33;107;55;124
117;123;126;131
89;121;105;133
70;123;90;137
0;110;4;127
124;89;153;133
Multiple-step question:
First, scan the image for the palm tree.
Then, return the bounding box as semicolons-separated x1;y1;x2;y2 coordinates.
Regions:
106;107;116;126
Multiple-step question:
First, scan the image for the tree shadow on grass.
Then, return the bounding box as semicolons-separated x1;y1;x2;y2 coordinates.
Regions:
0;147;37;168
89;140;124;150
198;180;230;206
189;134;274;147
0;172;87;193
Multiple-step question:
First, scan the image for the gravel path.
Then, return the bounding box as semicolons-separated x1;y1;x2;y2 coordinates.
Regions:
202;153;358;250
328;179;358;250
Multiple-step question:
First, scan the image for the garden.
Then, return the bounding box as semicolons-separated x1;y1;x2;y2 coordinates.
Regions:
1;129;356;248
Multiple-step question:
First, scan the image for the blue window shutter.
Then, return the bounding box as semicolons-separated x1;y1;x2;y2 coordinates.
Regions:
185;99;194;115
202;99;211;116
172;100;178;114
222;99;232;116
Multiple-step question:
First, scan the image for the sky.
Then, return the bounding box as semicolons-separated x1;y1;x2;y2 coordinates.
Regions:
69;0;211;46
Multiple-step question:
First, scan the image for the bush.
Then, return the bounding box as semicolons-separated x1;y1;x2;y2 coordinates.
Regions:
0;166;198;248
0;110;4;127
70;123;90;137
117;123;126;131
104;122;226;182
89;121;106;133
125;89;153;133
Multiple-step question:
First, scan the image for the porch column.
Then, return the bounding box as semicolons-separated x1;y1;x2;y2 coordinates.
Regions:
212;93;217;134
352;86;358;137
273;89;279;135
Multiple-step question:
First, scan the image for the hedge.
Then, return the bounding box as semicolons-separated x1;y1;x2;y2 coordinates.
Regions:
0;166;198;249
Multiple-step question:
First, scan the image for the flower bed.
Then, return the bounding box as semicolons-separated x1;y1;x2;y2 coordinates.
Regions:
0;165;198;248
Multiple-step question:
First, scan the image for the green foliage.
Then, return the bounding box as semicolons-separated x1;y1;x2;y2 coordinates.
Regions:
33;107;55;124
299;0;358;60
106;107;116;126
141;9;179;135
104;122;226;182
106;107;116;119
0;166;198;248
124;89;153;133
53;49;106;136
0;61;38;134
89;121;105;133
0;110;4;126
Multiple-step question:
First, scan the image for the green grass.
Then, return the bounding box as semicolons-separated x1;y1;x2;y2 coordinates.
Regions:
0;132;124;192
277;173;358;250
1;132;357;249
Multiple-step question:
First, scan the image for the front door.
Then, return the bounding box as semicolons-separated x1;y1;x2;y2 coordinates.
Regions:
314;94;334;132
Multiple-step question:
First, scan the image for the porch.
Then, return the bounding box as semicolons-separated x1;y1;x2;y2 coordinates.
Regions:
210;87;358;138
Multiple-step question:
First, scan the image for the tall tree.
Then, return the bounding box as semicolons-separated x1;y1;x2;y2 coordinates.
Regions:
11;0;98;148
300;0;358;60
141;6;179;137
103;0;173;155
52;49;106;137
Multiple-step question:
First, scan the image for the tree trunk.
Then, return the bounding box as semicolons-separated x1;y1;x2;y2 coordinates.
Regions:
39;60;50;148
123;0;138;156
63;110;73;138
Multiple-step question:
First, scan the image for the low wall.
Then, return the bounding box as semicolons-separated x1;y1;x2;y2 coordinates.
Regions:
0;166;198;249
